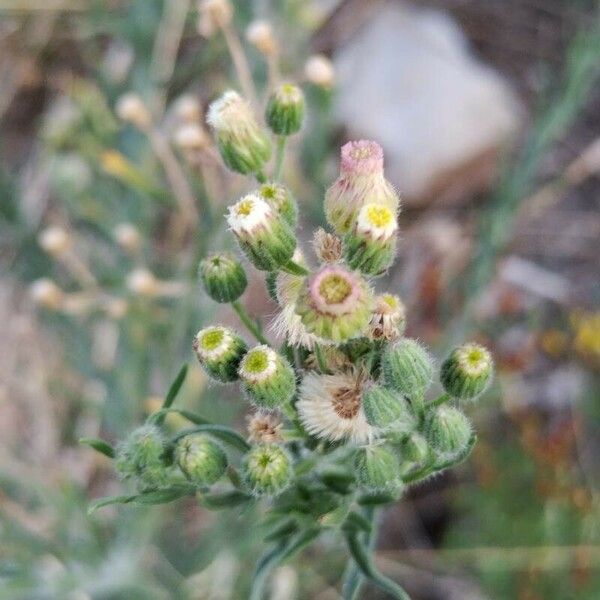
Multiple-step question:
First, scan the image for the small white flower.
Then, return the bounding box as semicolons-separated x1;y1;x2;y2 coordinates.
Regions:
194;326;234;361
271;303;321;350
227;194;273;235
356;203;397;241
207;90;248;132
239;345;278;383
297;372;375;444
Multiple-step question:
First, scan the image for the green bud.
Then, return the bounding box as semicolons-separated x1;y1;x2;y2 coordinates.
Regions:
175;434;227;486
424;406;472;460
382;338;434;401
354;445;403;492
193;326;247;383
199;252;247;303
401;432;430;464
238;345;296;409
265;83;305;136
227;194;297;272
440;343;493;400
258;181;298;226
242;444;292;496
362;385;416;430
343;203;398;277
207;91;271;175
115;425;170;490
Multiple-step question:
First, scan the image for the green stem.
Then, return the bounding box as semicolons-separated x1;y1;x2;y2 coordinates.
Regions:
314;343;330;374
274;136;287;181
280;259;310;276
428;392;451;409
342;505;376;600
231;300;269;344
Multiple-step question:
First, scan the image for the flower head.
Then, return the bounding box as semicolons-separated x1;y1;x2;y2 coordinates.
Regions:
258;181;298;226
355;445;403;492
424;406;472;460
199;252;247;303
242;444;292;496
227;194;296;271
193;326;247;382
207;91;271;175
295;265;373;342
313;227;342;264
175;434;227;485
247;412;283;444
265;83;305;136
369;294;406;341
239;345;296;409
304;54;335;87
296;372;376;444
325;140;399;234
440;343;493;400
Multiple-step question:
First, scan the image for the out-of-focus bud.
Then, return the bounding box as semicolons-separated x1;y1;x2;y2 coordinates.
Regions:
38;226;71;257
424;406;472;460
114;223;141;254
115;93;152;129
105;297;129;320
265;83;305;136
199;252;247;303
242;444;292;496
173;94;202;123
325;140;400;234
354;445;403;492
126;268;159;297
247;412;283;444
440;343;493;401
226;194;296;271
362;384;416;430
257;182;298;226
246;20;277;55
115;425;170;490
295;264;374;343
238;345;296;409
313;228;342;264
173;123;208;152
402;432;430;463
381;338;434;402
175;434;227;485
304;54;335;88
30;278;64;310
206;91;271;175
369;293;406;342
193;325;247;383
197;0;233;37
344;203;398;276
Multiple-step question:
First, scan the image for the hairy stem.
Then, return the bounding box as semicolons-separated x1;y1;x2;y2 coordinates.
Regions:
274;136;286;181
231;300;269;345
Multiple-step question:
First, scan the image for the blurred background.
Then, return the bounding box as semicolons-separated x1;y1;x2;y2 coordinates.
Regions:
1;0;599;598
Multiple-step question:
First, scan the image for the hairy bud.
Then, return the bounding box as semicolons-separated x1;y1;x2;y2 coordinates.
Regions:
362;385;416;430
440;343;493;400
193;326;247;382
424;406;472;460
175;434;227;485
242;444;292;496
199;252;247;303
258;181;298;226
369;294;406;341
312;228;342;264
354;445;403;492
265;83;305;136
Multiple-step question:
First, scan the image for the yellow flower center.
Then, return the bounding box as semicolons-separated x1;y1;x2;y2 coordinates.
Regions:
200;327;225;350
319;274;352;305
459;344;490;375
365;205;393;228
351;146;372;160
244;349;269;374
236;199;254;217
382;293;399;309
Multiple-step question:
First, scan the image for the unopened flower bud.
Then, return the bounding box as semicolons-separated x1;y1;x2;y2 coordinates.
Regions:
30;278;64;310
362;385;416;430
354;445;402;492
258;181;298;226
304;54;334;88
369;294;406;341
115;425;169;490
174;123;208;151
312;228;342;264
127;269;159;297
265;83;305;136
199;252;247;303
175;434;227;485
246;20;277;55
207;91;271;175
247;412;283;444
344;203;398;276
424;406;472;460
226;194;296;271
115;93;152;129
193;326;247;382
402;432;430;463
325;140;399;234
440;343;493;400
382;338;434;401
38;226;71;257
238;345;296;409
105;297;128;320
197;0;233;37
114;223;141;253
295;264;374;342
242;444;292;496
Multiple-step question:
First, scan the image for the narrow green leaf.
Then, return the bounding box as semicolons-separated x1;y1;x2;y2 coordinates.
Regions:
155;364;188;425
79;437;115;459
198;490;252;510
148;408;211;426
88;494;136;515
87;486;194;515
263;518;298;542
343;511;372;534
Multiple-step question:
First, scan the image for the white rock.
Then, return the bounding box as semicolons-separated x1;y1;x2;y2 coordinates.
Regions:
333;4;521;205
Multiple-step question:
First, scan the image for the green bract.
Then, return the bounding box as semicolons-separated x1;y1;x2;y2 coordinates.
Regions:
199;252;248;303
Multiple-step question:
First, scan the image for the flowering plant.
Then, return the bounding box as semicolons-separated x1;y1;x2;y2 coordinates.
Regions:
82;28;493;600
